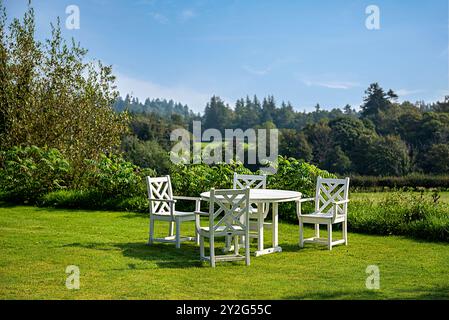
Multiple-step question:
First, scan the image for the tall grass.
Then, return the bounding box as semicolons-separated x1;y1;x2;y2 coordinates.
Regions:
349;191;449;242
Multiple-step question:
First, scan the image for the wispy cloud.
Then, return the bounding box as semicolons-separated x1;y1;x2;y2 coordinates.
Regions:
180;9;196;21
302;79;360;90
115;72;211;113
243;58;300;77
149;12;169;24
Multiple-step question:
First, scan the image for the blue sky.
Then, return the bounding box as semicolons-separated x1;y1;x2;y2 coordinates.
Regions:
5;0;449;113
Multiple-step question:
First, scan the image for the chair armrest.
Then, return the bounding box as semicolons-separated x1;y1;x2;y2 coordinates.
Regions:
173;196;201;201
332;199;350;217
296;198;315;218
332;199;350;205
195;211;209;217
298;198;315;203
148;199;176;204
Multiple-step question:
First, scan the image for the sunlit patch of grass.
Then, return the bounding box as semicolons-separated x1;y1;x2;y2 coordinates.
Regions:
0;204;448;300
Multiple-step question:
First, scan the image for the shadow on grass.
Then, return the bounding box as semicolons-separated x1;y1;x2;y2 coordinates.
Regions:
63;241;208;269
394;286;449;300
0;201;21;208
285;286;449;300
64;240;257;269
284;290;382;300
114;242;203;269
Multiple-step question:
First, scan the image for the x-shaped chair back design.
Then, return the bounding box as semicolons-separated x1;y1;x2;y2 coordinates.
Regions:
146;176;174;215
209;188;250;234
315;177;350;215
233;173;267;190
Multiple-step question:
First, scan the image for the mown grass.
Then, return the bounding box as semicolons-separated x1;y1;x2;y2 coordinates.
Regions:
1;204;448;300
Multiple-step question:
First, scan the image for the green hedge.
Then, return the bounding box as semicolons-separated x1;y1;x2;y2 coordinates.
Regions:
350;174;449;190
0;146;71;202
40;190;148;213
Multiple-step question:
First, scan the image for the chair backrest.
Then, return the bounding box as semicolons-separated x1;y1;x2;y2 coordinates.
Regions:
145;176;174;215
315;177;350;215
233;173;267;189
208;188;250;234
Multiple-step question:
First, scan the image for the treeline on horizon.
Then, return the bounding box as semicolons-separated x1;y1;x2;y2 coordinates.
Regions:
116;84;449;177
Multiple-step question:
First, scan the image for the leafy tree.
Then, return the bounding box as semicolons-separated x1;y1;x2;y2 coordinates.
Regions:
121;135;172;175
274;102;295;128
234;96;261;130
329;117;375;156
261;95;276;123
203;96;234;133
365;135;411;176
420;144;449;174
361;83;394;118
303;121;333;167
416;112;449;147
323;146;352;174
279;130;312;162
433;96;449;113
0;3;128;171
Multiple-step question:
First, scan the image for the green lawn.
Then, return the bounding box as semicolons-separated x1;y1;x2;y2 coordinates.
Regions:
1;204;448;300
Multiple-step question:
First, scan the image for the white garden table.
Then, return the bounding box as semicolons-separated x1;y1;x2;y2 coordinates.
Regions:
200;189;302;257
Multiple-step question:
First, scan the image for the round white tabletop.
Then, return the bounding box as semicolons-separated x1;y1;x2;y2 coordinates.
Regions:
200;189;302;203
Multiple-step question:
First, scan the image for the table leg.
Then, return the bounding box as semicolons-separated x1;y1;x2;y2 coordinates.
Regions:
257;204;264;252
272;202;279;247
255;202;282;257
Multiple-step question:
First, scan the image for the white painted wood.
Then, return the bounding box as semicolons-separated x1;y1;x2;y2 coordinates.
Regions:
233;173;269;250
201;189;302;256
254;247;282;257
201;189;302;203
146;175;200;248
195;188;251;267
272;202;279;247
297;177;350;250
233;173;267;190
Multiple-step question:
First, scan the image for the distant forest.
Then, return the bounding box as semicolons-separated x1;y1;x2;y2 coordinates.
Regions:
115;83;449;177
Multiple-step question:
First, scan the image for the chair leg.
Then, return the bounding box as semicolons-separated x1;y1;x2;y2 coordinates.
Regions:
257;215;264;252
245;233;250;266
210;237;215;268
343;220;348;245
149;217;155;245
327;223;332;251
199;235;205;260
169;221;174;237
234;236;239;255
175;219;181;249
299;220;304;248
315;224;320;238
194;214;200;246
224;235;231;252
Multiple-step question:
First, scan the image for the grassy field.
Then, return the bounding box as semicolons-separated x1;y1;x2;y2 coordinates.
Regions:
1;204;448;300
352;191;449;203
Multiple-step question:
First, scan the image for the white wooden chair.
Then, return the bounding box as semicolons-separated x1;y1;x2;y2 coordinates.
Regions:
195;188;251;267
297;177;350;250
233;173;270;246
146;176;201;249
